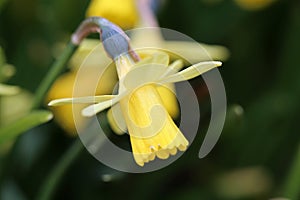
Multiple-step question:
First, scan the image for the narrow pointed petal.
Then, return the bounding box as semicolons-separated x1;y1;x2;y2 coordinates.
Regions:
160;59;185;78
160;61;222;84
48;95;115;106
164;41;230;64
82;93;126;117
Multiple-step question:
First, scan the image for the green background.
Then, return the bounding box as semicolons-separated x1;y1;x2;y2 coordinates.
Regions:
1;0;300;199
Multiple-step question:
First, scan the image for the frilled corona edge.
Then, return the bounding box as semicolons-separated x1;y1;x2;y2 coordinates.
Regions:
120;84;189;166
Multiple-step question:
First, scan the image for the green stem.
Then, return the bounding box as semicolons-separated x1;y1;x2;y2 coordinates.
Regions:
30;41;78;200
36;138;84;200
282;145;300;199
31;42;77;109
0;42;77;192
0;96;2;126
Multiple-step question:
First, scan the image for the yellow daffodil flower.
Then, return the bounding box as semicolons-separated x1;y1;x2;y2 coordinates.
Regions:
48;36;227;136
234;0;276;10
86;0;139;29
47;41;178;135
62;28;228;135
49;51;222;166
48;0;229;137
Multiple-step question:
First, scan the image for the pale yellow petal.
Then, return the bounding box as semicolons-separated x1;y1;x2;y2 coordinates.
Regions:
161;61;222;83
122;63;168;91
82;93;126;117
164;41;230;64
48;95;115;106
46;67;117;136
161;59;185;77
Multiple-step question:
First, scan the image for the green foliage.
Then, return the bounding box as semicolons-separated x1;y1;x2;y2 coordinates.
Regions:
0;0;8;11
0;0;300;200
0;110;53;145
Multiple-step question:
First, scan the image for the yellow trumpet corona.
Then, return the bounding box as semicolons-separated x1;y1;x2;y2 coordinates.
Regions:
120;84;188;166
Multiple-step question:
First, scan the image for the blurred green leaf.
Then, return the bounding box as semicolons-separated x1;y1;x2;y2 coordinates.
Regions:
0;90;33;126
278;3;300;92
0;47;5;65
0;46;15;83
0;47;16;83
1;179;27;200
0;110;53;145
282;145;300;200
0;0;299;199
0;64;16;83
36;137;84;200
0;0;8;11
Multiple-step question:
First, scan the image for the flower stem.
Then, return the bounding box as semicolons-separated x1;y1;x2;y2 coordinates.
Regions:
36;138;84;200
282;145;300;199
36;17;133;200
31;42;78;109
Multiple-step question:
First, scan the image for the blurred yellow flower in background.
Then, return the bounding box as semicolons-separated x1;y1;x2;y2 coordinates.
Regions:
235;0;276;10
46;45;118;135
86;0;139;29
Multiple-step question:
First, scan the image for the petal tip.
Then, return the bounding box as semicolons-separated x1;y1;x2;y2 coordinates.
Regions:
48;100;56;106
215;61;222;67
47;98;70;106
81;108;94;117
